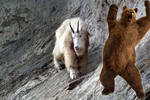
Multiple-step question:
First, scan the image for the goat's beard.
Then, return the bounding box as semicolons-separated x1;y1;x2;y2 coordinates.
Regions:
75;48;85;57
71;41;86;57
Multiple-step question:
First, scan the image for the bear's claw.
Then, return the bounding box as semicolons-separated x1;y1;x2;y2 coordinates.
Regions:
102;88;114;95
145;0;150;7
110;4;118;10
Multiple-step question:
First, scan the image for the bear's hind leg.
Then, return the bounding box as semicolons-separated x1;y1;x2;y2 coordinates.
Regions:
120;64;145;98
100;66;117;95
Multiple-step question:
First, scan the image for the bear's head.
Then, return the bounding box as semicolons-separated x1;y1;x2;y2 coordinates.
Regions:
121;6;138;24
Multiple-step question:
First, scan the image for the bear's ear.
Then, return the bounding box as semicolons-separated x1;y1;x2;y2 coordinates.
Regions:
134;8;138;13
123;6;127;10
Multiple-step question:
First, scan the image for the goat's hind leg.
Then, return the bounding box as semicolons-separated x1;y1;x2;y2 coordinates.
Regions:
53;48;64;71
53;57;64;71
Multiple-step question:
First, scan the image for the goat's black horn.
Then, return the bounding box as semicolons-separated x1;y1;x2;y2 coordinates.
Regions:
77;20;79;33
69;22;74;33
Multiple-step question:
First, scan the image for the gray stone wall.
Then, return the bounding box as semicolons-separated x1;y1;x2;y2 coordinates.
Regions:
0;0;150;100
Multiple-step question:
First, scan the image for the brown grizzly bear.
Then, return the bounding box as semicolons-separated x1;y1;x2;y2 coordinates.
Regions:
100;0;150;98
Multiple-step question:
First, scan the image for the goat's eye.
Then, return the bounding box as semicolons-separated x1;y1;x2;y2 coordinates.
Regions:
79;35;82;37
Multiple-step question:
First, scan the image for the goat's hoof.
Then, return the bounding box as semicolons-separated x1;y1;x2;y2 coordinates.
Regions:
70;70;79;80
59;65;65;70
56;65;65;72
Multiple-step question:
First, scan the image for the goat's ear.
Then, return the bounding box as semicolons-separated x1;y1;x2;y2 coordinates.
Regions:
123;6;127;10
134;8;138;13
87;31;92;37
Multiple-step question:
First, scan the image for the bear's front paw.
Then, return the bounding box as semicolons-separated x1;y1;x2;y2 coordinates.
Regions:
145;0;150;7
102;88;114;95
136;91;146;99
110;4;118;10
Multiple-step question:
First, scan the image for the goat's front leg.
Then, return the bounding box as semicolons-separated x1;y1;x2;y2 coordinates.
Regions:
64;49;79;79
78;54;88;75
53;46;64;71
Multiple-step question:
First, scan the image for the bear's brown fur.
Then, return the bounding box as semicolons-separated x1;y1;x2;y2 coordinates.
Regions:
100;1;150;98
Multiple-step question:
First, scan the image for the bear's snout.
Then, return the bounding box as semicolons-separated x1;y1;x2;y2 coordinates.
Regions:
128;13;133;19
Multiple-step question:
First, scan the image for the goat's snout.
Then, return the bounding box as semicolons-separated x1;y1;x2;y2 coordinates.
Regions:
75;46;79;51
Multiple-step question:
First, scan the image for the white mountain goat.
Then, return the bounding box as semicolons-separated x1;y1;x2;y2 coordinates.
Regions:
53;17;89;79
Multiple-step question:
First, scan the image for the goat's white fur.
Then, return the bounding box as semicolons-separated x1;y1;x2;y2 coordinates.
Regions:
53;17;89;79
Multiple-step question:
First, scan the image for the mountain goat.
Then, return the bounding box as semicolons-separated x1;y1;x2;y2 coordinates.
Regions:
53;17;89;79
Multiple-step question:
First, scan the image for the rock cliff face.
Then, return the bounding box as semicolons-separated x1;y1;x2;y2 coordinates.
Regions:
0;0;150;100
